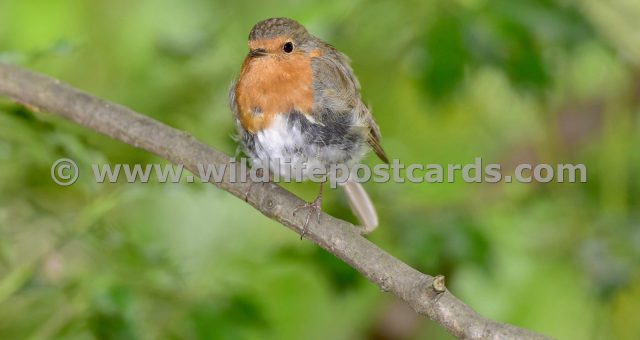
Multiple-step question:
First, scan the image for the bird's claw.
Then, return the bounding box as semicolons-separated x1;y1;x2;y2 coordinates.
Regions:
293;196;323;239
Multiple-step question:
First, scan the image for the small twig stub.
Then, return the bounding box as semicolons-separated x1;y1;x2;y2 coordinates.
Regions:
433;275;446;292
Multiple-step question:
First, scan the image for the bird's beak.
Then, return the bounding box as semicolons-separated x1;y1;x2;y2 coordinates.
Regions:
249;48;267;57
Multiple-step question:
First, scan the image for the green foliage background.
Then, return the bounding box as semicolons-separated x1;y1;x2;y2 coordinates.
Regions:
1;0;639;339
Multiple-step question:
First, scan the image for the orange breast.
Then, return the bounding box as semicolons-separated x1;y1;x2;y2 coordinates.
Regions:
235;53;315;133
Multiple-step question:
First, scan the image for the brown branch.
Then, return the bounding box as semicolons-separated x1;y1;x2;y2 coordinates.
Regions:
0;63;551;340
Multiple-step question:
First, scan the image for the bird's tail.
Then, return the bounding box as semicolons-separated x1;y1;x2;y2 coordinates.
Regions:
340;180;378;234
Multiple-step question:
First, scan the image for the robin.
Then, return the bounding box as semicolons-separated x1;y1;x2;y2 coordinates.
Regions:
230;17;389;234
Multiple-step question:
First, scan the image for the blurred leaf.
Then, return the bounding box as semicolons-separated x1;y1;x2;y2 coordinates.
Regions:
422;10;469;100
190;294;268;340
420;0;595;99
88;286;137;340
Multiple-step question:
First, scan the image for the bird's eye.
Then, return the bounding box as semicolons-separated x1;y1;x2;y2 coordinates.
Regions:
283;42;294;53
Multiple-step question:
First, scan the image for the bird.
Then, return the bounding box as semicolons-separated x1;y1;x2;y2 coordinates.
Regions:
229;17;388;235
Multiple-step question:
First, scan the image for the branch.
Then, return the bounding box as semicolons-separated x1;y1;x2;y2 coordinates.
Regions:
0;63;550;340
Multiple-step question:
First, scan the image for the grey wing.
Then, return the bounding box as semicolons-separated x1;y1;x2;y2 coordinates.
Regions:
311;48;389;163
310;49;360;115
229;79;239;116
228;80;243;133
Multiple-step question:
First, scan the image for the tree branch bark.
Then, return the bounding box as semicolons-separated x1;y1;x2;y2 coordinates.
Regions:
0;63;551;340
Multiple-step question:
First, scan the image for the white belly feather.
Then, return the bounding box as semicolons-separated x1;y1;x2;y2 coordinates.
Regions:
251;115;366;180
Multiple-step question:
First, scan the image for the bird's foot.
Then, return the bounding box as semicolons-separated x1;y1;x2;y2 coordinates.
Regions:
293;194;323;239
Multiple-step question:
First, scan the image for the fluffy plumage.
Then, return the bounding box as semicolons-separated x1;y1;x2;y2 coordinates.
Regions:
230;17;387;231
